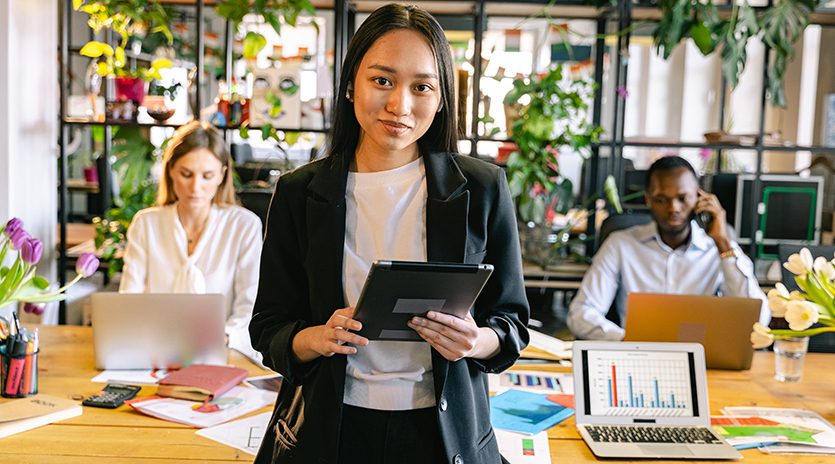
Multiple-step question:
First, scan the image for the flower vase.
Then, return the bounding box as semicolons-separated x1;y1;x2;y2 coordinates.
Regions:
773;337;809;382
115;77;146;104
518;222;570;268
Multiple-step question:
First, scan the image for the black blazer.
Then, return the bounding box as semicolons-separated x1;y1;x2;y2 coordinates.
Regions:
250;151;530;464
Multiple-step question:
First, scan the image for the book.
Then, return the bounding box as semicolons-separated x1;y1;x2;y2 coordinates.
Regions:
0;394;82;438
156;364;248;401
490;389;575;435
127;386;277;428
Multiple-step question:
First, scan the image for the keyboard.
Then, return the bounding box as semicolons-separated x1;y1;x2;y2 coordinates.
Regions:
585;425;723;444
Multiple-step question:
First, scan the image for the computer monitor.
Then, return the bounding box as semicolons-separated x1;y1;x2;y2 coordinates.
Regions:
734;174;823;255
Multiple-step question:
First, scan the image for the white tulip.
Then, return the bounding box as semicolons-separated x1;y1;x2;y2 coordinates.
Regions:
784;300;821;331
750;322;774;349
767;289;789;317
816;258;835;281
784;248;813;276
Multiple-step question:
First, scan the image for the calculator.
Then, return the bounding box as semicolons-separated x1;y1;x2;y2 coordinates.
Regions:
82;383;142;409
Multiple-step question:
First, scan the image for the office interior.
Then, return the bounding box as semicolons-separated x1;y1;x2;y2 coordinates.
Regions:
0;0;834;462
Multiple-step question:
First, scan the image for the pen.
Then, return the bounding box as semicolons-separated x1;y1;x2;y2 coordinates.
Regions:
4;334;27;396
22;336;34;395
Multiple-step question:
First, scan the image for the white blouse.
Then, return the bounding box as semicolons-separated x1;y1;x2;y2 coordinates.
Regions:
119;204;263;364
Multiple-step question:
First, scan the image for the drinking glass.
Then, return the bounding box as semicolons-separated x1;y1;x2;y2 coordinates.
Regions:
773;337;809;382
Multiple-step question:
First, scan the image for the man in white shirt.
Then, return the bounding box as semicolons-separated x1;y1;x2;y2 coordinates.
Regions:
567;156;768;340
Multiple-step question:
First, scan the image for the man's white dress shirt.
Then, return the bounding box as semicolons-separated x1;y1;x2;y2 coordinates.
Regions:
567;220;769;340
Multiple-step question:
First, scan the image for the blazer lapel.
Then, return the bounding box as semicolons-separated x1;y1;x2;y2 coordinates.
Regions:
424;152;469;400
306;154;350;401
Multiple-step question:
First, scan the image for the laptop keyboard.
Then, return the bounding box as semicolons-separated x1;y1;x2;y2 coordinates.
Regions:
586;426;723;444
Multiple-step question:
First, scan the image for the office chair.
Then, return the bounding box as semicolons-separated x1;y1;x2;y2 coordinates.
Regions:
777;244;835;353
238;189;273;235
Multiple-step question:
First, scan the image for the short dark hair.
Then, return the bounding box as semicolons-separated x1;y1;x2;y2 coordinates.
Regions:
325;3;458;158
646;155;698;186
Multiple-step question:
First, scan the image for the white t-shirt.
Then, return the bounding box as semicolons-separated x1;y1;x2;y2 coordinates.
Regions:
119;204;263;364
343;157;436;411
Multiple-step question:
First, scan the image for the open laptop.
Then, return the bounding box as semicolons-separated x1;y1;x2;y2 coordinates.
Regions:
573;341;741;460
624;293;761;370
91;293;227;369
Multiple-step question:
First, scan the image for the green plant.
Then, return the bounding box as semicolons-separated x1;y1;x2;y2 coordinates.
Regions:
74;0;173;80
93;127;161;277
504;65;603;225
652;0;817;108
215;0;316;59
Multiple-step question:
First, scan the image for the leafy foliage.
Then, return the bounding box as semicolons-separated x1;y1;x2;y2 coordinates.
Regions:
215;0;316;59
503;65;602;224
93;127;161;277
651;0;816;108
74;0;173;79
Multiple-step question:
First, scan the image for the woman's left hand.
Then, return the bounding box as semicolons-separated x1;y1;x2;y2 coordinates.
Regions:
408;311;479;362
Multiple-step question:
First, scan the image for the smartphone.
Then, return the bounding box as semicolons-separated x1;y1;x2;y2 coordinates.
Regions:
694;211;713;231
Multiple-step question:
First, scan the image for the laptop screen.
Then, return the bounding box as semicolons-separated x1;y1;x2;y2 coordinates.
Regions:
581;348;700;418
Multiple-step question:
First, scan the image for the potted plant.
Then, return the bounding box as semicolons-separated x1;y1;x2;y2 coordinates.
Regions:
215;0;316;59
74;1;174;106
503;65;603;264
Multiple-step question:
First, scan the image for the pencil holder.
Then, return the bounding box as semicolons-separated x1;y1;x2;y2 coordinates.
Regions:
0;345;39;398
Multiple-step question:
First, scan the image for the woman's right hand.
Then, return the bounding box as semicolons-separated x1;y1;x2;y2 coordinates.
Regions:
291;307;369;363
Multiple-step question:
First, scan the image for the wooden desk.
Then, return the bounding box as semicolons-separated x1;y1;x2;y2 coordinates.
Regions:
1;327;832;463
515;353;835;464
0;326;272;463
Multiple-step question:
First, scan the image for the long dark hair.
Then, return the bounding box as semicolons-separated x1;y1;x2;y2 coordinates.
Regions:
326;3;458;158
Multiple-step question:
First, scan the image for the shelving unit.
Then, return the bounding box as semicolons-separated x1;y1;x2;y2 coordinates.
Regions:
56;0;835;322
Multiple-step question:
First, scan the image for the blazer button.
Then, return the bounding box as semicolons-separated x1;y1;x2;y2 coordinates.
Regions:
439;398;448;411
453;454;463;464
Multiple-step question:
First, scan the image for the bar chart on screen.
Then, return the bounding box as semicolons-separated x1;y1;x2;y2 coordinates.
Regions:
586;350;695;417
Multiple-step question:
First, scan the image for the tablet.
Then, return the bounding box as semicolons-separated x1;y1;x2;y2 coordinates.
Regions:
353;261;494;341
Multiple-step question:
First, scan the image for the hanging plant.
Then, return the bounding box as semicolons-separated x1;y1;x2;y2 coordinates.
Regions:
215;0;316;59
651;0;817;108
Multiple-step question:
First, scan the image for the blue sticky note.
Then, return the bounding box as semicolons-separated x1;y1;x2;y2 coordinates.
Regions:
490;389;575;435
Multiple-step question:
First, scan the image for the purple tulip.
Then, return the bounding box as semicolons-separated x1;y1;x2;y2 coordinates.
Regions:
3;217;23;238
20;238;43;265
23;302;45;315
76;252;100;277
9;228;30;250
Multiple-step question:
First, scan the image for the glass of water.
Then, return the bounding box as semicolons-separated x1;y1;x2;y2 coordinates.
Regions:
773;337;809;382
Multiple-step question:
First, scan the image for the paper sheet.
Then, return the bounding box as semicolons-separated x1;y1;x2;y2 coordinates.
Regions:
128;386;276;428
91;369;172;384
721;407;835;454
196;411;272;455
495;429;551;464
489;370;573;395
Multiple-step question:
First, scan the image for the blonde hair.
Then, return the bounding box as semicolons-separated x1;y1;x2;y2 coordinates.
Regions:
157;121;237;206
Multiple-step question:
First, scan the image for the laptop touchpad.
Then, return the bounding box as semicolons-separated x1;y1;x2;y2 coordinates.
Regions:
638;445;694;457
677;323;706;343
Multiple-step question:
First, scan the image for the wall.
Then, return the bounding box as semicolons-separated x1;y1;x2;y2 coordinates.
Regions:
0;0;58;323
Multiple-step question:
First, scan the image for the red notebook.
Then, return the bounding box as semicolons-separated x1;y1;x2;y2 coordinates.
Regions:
156;364;248;401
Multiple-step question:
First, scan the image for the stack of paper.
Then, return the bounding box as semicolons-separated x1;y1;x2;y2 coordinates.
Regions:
0;394;82;438
520;330;572;361
127;386;276;428
715;407;835;454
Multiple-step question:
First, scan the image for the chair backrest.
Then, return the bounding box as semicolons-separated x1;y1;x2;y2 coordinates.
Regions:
597;212;653;250
238;189;273;235
776;243;835;353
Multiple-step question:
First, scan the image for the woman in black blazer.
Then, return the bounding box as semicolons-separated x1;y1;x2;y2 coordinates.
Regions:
249;4;529;464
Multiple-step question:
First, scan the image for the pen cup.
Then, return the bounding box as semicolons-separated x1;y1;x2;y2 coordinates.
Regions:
1;347;39;398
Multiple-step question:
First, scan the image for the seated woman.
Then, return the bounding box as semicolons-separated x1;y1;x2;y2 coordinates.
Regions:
120;121;263;363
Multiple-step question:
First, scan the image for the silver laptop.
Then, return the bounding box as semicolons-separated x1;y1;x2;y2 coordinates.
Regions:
573;341;740;460
91;293;227;369
624;293;761;370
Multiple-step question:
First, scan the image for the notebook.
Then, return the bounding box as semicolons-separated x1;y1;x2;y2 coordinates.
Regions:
572;341;741;460
156;364;248;401
624;293;761;370
0;394;82;438
91;293;227;369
